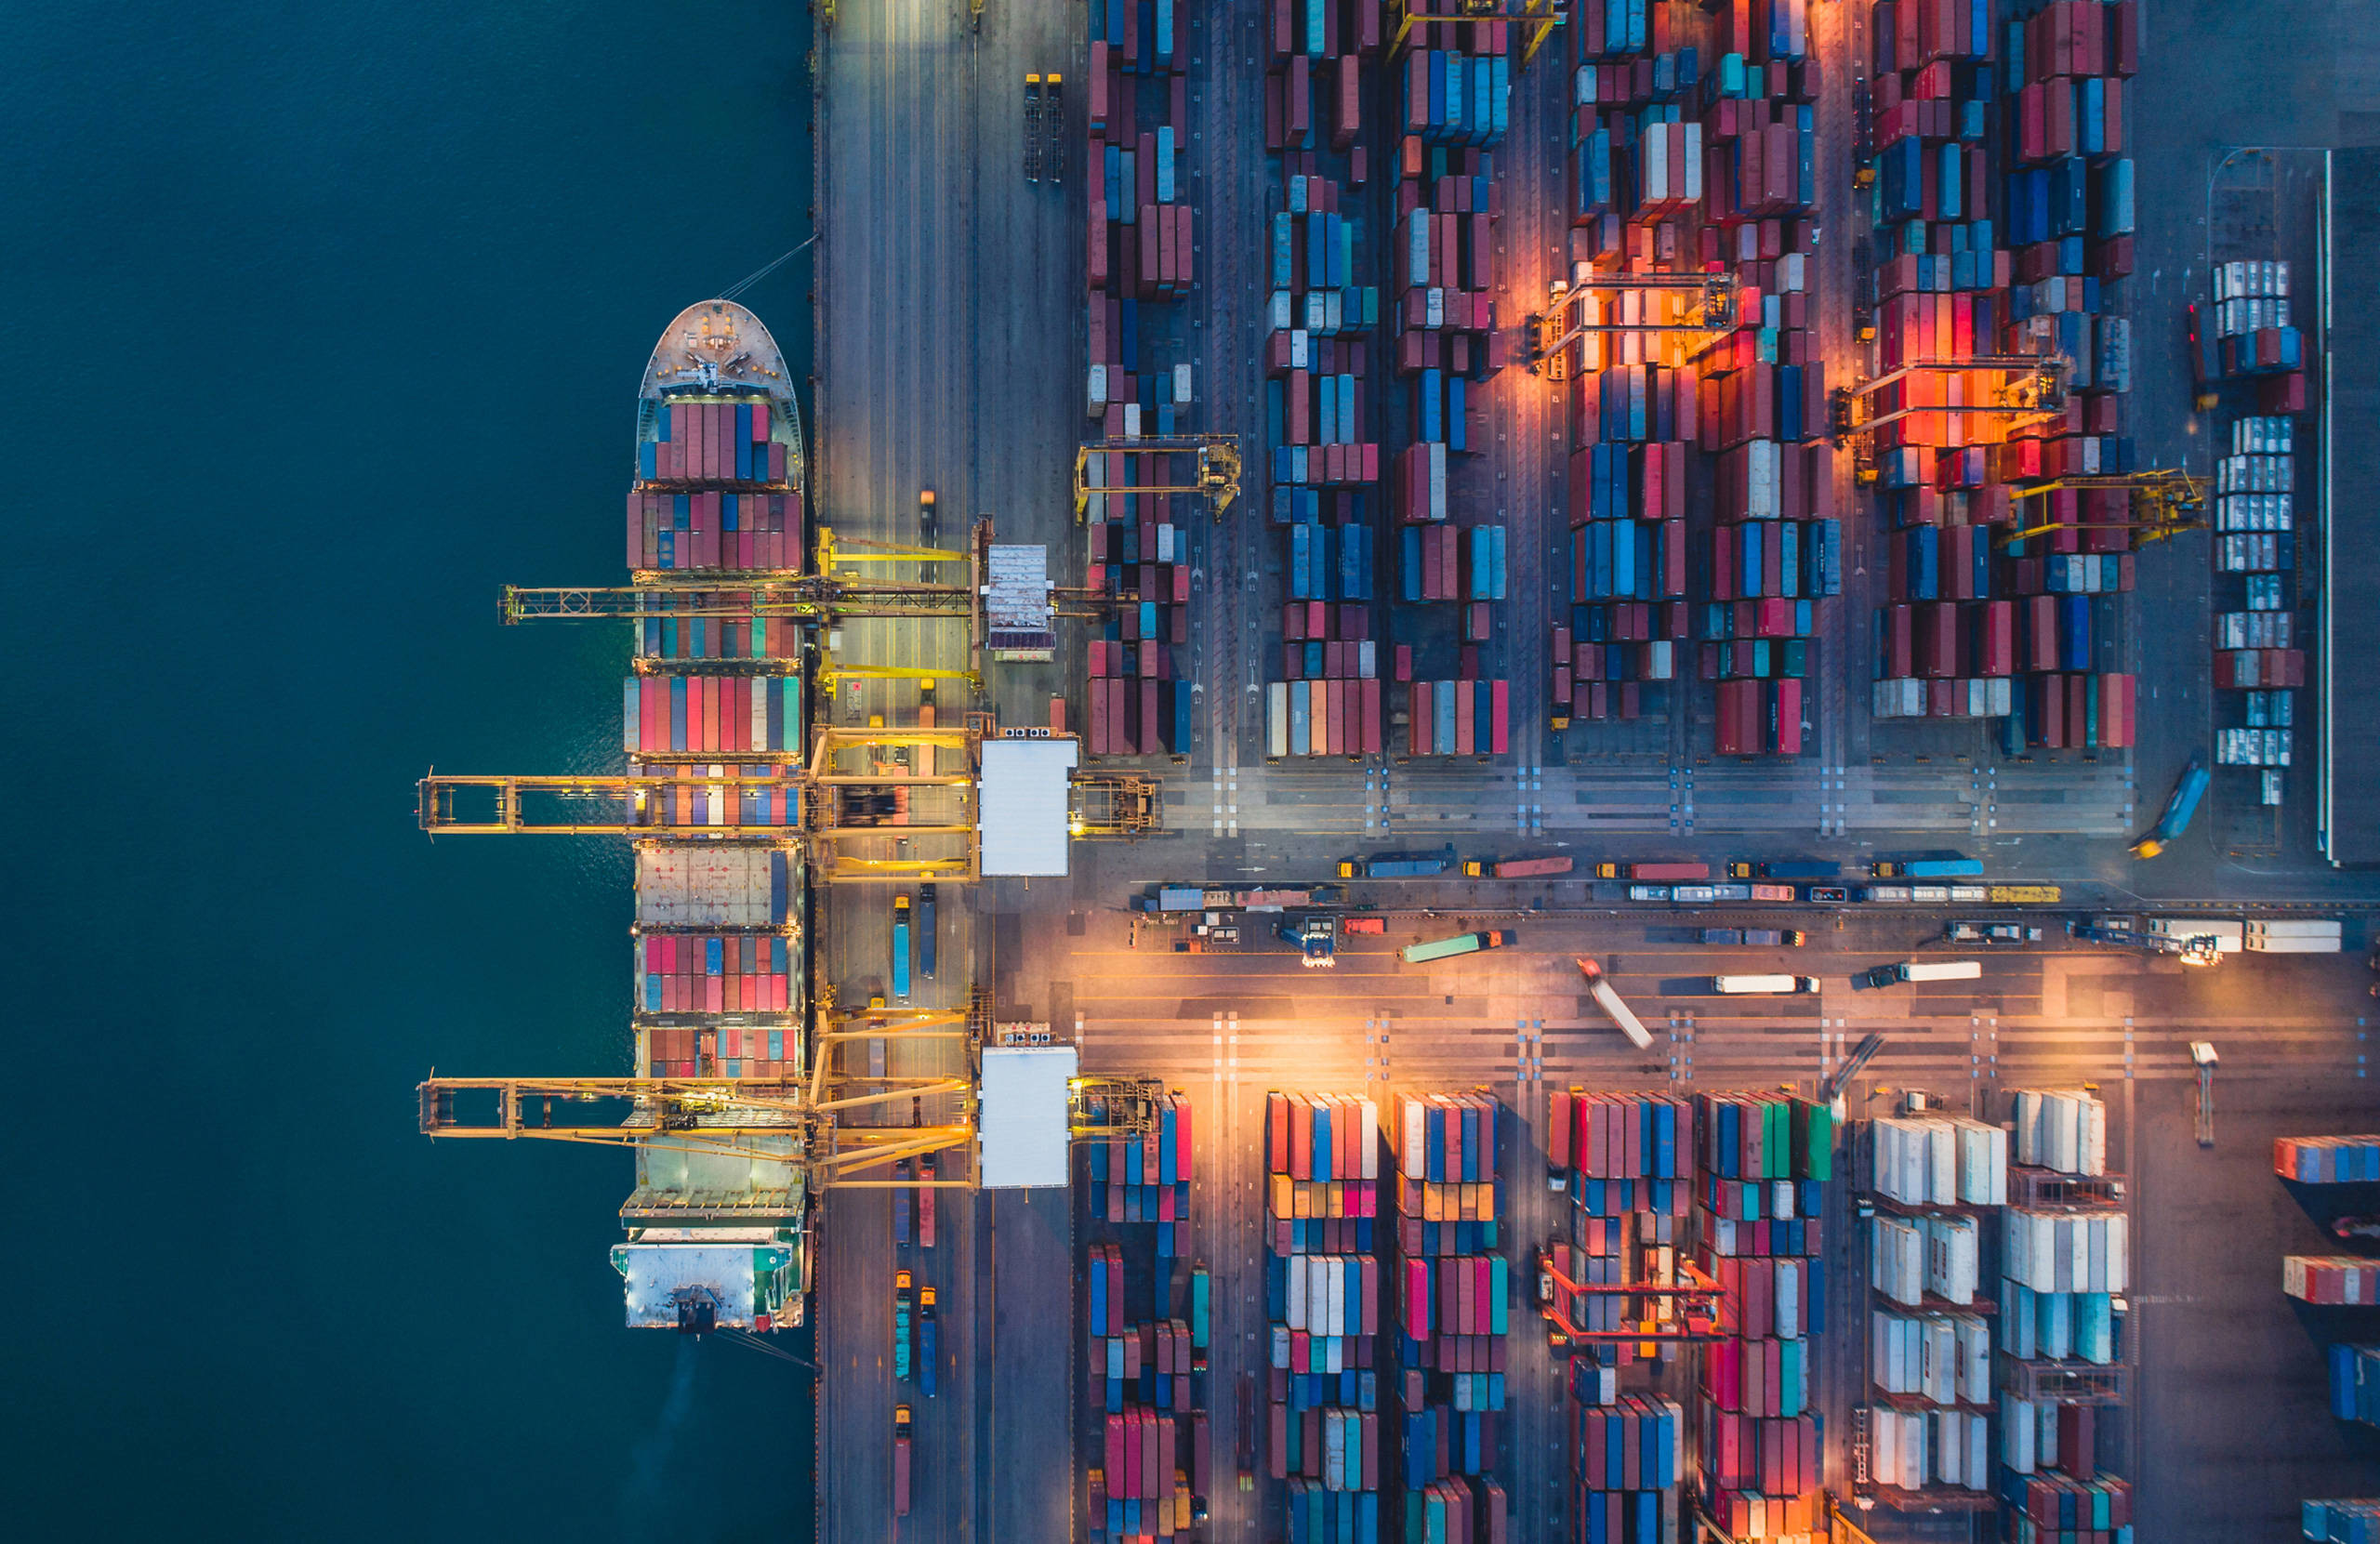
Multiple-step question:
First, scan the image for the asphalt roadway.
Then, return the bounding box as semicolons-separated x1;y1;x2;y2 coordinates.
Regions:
800;0;2380;1538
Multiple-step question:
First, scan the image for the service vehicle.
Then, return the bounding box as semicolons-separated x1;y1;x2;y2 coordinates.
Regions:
1858;958;1985;988
1712;974;1821;994
1672;885;1719;904
918;486;938;540
1628;884;1673;902
1401;929;1513;964
1807;885;1851;904
1279;914;1339;967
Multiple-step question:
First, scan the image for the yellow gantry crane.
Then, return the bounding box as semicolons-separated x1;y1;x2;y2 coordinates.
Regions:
1389;0;1565;63
2000;468;2207;547
1532;271;1741;381
1074;436;1243;522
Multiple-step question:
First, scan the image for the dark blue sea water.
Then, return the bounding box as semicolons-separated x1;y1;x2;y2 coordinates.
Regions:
2;4;815;1537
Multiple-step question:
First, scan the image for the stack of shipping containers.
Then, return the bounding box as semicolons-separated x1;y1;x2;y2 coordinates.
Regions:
1084;0;1197;760
1862;1113;2007;1498
633;848;801;1080
2277;1135;2380;1187
1560;0;1843;751
1694;1090;1831;1540
1264;0;1386;760
1385;1092;1511;1539
1392;17;1514;759
1998;1089;2135;1538
2305;1499;2380;1542
2211;405;2303;800
1550;1089;1691;1542
1084;1089;1200;1540
1861;0;2144;752
1263;1091;1383;1538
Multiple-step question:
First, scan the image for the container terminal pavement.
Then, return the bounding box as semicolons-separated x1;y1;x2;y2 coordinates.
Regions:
403;1;2380;1541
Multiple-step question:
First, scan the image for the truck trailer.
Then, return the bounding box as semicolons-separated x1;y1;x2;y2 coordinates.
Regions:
1341;845;1456;878
1462;854;1575;878
1574;957;1655;1049
1401;929;1513;964
1858;959;1985;988
893;1406;913;1517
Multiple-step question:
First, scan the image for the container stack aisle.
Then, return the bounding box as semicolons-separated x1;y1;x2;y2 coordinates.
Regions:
1383;1092;1511;1541
1999;1088;2135;1542
1859;1111;2006;1502
1549;1090;1693;1544
1858;0;2145;750
2211;409;2304;802
1558;0;1843;750
1082;0;1197;762
1694;1091;1831;1541
1388;14;1516;759
1263;1092;1383;1541
1083;1089;1201;1541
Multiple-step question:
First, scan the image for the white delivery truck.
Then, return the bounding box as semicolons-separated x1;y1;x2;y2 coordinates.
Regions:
1712;974;1822;995
2244;919;2344;953
1858;959;1985;989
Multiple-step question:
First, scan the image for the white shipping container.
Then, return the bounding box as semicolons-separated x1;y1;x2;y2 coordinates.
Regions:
1173;363;1193;404
1873;1216;1925;1307
1955;1315;1991;1403
1327;1258;1346;1337
1923;1214;1980;1304
1267;682;1289;759
1359;1100;1381;1181
1920;1317;1957;1405
1287;1257;1308;1328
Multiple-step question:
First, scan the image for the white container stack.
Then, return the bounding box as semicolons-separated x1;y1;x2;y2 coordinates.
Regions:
1872;1216;1925;1307
2013;1089;2107;1175
1868;1406;1989;1492
1923;1216;1983;1305
1871;1116;2009;1205
2003;1210;2128;1295
1871;1313;1990;1405
2000;1283;2117;1365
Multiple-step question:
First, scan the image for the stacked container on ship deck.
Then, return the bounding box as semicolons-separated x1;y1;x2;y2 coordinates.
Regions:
628;398;802;574
1695;1090;1830;1539
633;846;799;1082
1558;0;1841;747
2277;1135;2380;1185
1548;1089;1692;1541
1263;1092;1383;1537
1382;1093;1509;1532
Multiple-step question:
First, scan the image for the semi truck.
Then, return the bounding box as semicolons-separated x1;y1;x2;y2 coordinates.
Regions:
1462;854;1575;878
1712;974;1821;994
1870;857;1985;878
1727;860;1842;880
1190;1264;1211;1351
893;1405;913;1517
892;894;913;1001
1401;929;1513;964
2132;758;2209;859
919;1154;938;1247
1858;959;1984;988
893;1159;913;1246
1700;928;1808;946
2244;919;2344;953
1341;845;1456;878
1597;860;1711;881
1278;914;1339;966
893;1270;914;1381
1574;957;1656;1049
919;883;938;978
919;1287;938;1398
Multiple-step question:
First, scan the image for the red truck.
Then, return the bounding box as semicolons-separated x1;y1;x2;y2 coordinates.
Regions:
893;1405;912;1517
1462;855;1575;878
1595;860;1710;881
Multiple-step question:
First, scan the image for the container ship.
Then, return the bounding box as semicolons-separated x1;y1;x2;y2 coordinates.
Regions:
612;300;814;1334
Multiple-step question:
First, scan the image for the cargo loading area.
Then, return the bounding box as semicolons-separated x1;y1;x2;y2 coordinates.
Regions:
403;1;2380;1542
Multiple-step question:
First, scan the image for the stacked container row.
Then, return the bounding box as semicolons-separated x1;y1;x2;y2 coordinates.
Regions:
624;674;801;757
2278;1136;2380;1185
640;1024;791;1082
627;489;803;574
2212;412;2303;803
1085;1089;1194;1251
622;764;798;832
1083;447;1195;758
637;932;794;1016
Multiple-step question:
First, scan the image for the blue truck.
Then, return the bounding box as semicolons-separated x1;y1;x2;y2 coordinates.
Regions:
2133;758;2209;859
919;883;938;979
1340;843;1456;879
1870;857;1985;879
1728;859;1842;880
919;1287;938;1397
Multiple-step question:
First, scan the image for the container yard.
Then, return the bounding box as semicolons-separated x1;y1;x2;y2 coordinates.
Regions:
393;2;2380;1543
